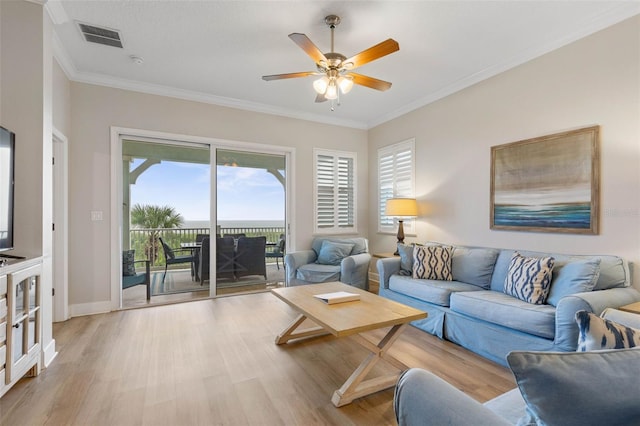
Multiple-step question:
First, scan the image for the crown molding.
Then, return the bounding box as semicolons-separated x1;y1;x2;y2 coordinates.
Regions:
367;3;640;129
45;0;70;25
49;2;639;131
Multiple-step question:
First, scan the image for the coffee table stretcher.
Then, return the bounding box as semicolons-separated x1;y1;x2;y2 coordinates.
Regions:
275;313;411;407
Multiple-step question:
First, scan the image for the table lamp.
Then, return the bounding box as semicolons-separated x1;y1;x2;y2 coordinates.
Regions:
385;198;418;255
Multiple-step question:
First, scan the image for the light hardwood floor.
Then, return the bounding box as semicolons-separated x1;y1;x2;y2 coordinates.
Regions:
0;292;515;425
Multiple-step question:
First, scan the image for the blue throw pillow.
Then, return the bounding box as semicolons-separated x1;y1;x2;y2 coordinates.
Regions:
397;243;414;276
122;250;136;276
507;348;640;426
546;258;601;306
316;241;354;266
575;310;640;351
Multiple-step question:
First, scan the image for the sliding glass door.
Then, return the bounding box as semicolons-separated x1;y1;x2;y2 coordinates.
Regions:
121;139;210;307
214;149;286;296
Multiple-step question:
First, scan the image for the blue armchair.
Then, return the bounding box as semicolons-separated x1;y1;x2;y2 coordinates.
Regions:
284;237;371;289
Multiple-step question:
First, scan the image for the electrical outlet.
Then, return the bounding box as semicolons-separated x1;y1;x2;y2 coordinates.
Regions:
91;211;103;221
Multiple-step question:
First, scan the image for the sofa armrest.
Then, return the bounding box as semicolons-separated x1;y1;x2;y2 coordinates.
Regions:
377;257;401;289
554;287;640;350
340;253;371;289
395;369;512;426
284;250;317;285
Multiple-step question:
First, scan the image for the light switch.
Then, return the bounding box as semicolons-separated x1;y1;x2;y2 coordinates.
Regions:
91;211;103;221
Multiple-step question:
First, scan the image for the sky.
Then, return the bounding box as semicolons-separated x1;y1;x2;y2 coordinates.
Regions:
130;159;285;222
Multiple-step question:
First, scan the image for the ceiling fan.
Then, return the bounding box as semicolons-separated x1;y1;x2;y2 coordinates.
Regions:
262;15;399;108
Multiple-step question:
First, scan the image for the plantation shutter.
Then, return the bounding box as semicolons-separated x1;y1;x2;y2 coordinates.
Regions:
314;149;357;233
378;139;415;233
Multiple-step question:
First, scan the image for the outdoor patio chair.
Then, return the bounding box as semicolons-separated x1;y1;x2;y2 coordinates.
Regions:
265;234;285;270
122;250;151;300
199;236;236;284
159;237;197;283
235;236;267;280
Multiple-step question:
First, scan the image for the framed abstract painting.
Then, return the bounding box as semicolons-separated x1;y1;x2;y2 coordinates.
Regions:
490;126;599;234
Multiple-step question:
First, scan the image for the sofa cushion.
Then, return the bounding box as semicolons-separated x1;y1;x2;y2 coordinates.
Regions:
397;243;414;276
311;237;368;257
450;291;556;339
491;249;629;292
452;246;499;289
547;258;601;306
389;275;482;307
504;253;555;305
601;307;640;329
575;310;640;351
316;240;354;265
507;348;640;426
122;250;136;276
413;245;453;280
296;263;340;283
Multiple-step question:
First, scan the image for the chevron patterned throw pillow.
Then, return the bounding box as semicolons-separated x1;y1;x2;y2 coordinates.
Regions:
412;245;453;281
504;252;555;304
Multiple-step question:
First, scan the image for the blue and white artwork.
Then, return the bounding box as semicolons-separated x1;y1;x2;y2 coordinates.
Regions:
491;127;599;234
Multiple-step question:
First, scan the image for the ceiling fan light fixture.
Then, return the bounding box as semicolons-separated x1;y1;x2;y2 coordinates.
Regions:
338;76;354;94
313;76;329;94
325;81;338;100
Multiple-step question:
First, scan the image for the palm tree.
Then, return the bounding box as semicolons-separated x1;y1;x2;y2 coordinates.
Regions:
131;204;184;264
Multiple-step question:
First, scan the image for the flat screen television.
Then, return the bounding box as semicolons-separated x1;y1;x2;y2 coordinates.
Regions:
0;126;15;252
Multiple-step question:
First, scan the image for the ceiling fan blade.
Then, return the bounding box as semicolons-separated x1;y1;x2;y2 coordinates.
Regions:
315;93;328;103
262;71;317;81
350;73;392;91
289;33;328;65
342;39;399;70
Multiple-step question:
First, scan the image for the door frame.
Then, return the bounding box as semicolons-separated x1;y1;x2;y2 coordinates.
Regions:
110;127;295;309
52;127;69;322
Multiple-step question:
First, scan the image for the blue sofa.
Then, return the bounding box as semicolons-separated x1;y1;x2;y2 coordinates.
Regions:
377;243;640;366
284;237;371;289
394;308;640;425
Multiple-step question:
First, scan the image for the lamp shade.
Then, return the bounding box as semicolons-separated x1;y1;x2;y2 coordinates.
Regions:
385;198;418;217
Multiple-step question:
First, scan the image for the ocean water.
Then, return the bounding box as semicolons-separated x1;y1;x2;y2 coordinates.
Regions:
183;220;284;229
494;203;591;229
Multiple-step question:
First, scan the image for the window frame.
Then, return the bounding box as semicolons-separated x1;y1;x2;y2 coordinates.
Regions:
313;148;357;234
378;139;416;234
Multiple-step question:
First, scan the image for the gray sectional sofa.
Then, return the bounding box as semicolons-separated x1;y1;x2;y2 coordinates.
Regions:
377;243;640;366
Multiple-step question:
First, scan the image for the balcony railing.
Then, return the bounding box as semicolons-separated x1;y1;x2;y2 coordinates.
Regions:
128;226;285;268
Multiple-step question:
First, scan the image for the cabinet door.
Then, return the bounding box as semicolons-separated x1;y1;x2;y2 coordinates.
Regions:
7;264;41;383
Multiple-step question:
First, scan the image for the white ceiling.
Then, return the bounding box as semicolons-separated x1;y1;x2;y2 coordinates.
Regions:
48;1;640;129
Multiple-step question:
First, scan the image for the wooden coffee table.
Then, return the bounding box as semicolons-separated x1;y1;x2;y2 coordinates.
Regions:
271;281;427;407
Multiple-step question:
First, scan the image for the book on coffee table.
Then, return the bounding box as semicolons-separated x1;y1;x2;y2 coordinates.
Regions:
314;291;361;304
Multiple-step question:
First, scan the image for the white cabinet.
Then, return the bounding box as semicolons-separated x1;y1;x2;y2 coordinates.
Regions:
0;258;42;398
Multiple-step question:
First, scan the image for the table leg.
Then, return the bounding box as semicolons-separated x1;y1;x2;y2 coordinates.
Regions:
275;313;330;345
331;323;409;407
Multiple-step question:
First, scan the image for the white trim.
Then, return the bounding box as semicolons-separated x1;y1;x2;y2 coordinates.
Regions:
42;339;58;368
69;70;367;130
69;300;113;317
52;128;69;322
111;126;294;306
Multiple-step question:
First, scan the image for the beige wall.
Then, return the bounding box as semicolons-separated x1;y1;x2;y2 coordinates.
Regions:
68;83;368;307
368;15;640;288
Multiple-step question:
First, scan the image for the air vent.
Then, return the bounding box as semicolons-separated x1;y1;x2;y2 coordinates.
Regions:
77;22;123;48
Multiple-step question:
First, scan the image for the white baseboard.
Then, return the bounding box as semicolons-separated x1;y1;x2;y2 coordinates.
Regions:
69;300;113;317
43;339;57;367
